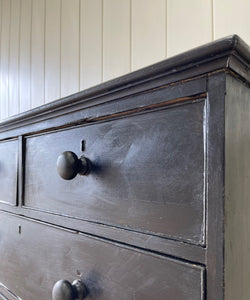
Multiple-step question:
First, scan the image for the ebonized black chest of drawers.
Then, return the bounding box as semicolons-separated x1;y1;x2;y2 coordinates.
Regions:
0;35;250;300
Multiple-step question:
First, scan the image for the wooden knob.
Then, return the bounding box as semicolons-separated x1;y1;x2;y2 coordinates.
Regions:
52;279;88;300
57;151;90;180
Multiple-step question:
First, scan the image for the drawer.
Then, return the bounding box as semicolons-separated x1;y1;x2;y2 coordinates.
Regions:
0;213;204;300
0;139;18;206
24;99;206;244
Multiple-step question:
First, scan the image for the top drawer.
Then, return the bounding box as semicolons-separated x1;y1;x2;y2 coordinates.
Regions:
24;99;206;244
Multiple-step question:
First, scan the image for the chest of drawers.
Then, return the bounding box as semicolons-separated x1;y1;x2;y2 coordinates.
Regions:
0;35;249;300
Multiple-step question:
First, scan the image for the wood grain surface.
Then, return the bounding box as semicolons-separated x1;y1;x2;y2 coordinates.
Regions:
0;211;204;300
24;99;206;245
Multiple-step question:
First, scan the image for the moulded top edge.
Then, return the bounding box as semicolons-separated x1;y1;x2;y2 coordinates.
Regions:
0;35;249;128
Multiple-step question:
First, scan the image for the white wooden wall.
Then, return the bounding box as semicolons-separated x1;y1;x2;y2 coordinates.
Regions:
0;0;250;120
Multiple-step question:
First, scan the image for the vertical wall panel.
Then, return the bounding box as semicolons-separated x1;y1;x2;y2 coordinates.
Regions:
0;0;10;120
45;0;61;103
31;0;45;108
0;0;2;120
213;0;250;46
19;0;32;113
167;0;212;57
131;0;166;71
61;0;80;97
80;0;102;90
9;0;20;117
1;0;250;118
103;0;130;81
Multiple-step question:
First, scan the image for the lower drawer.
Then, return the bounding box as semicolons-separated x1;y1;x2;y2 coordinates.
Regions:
0;212;204;300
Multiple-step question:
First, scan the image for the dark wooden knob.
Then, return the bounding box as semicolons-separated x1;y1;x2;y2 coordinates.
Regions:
52;279;88;300
57;151;90;180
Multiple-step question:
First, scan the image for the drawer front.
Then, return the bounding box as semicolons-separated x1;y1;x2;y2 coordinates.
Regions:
0;213;204;300
24;99;206;244
0;139;18;206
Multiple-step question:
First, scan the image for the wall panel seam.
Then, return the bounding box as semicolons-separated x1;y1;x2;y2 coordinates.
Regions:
44;0;46;105
165;0;167;58
129;0;132;72
78;0;80;92
18;0;22;114
211;0;214;40
0;0;2;119
7;0;11;118
59;0;61;98
101;0;103;82
30;0;33;108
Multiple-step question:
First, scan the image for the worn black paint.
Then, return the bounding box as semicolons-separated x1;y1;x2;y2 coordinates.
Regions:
0;35;250;300
0;212;204;300
24;100;206;245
